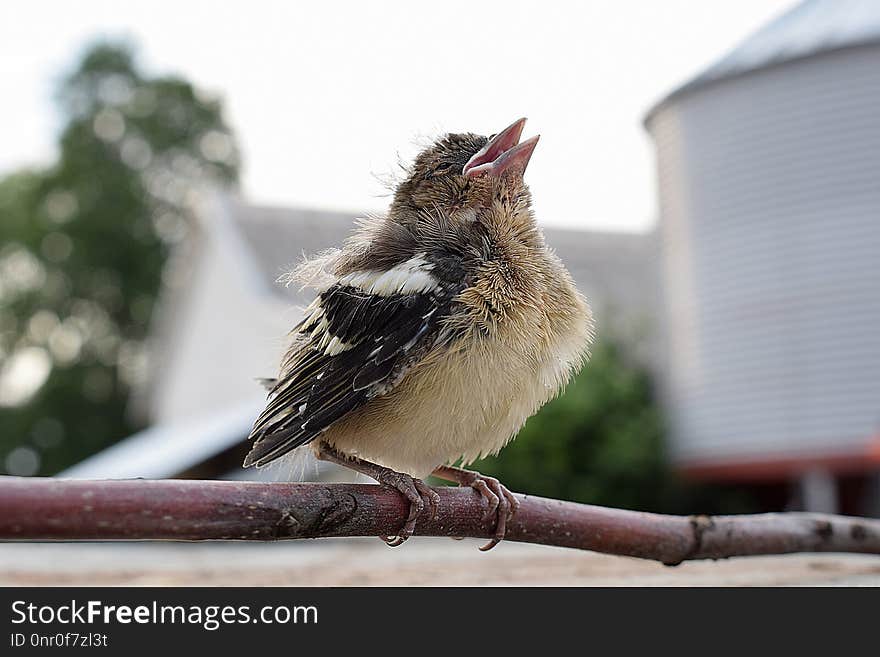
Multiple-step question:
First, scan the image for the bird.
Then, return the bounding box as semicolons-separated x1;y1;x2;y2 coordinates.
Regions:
244;118;594;550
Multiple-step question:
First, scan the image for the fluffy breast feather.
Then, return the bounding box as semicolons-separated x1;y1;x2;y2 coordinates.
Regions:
320;246;593;478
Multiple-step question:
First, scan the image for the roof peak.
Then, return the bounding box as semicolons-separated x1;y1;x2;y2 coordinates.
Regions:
646;0;880;123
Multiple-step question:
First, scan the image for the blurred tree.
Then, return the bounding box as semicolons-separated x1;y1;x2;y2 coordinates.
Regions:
0;42;239;475
471;337;758;514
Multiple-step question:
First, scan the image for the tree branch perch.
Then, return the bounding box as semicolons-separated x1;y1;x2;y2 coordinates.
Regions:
1;477;878;565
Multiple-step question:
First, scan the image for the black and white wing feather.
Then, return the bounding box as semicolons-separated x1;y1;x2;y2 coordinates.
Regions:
244;259;457;467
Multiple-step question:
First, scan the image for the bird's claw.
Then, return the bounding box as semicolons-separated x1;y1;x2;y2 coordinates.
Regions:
377;470;440;547
467;474;519;551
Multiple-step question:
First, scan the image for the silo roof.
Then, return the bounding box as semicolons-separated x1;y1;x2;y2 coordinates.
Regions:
646;0;880;122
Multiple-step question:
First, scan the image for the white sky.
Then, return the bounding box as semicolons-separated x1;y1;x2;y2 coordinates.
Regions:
0;0;796;232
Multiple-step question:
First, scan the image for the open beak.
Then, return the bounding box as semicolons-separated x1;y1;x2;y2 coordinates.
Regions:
462;117;539;178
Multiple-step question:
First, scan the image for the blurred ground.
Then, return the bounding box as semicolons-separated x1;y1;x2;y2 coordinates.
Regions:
1;539;879;586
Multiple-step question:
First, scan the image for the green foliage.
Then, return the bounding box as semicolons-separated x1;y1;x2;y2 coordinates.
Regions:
0;41;239;476
471;337;758;514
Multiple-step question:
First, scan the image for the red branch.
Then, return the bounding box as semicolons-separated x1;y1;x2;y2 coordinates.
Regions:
1;477;878;565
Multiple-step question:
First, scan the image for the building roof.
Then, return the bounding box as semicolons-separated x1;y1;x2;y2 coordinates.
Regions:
646;0;880;121
225;198;659;327
226;198;358;302
59;400;260;479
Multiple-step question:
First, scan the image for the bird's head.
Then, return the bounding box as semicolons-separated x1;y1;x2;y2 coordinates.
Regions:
390;118;539;229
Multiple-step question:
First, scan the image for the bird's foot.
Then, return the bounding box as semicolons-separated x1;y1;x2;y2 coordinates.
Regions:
432;466;520;551
375;470;440;547
469;474;519;551
314;442;440;547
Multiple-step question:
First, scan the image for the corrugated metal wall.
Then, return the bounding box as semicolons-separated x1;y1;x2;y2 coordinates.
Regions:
649;44;880;465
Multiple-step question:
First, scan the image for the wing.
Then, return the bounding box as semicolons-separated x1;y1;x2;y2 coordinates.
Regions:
244;270;457;468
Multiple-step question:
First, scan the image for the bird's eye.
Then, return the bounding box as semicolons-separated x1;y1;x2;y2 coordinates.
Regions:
487;133;497;141
429;163;454;177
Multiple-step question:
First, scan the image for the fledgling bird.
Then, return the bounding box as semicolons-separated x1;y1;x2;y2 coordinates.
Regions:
245;118;593;550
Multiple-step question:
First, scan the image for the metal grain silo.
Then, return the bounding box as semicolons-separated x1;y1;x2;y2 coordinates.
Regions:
644;0;880;509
